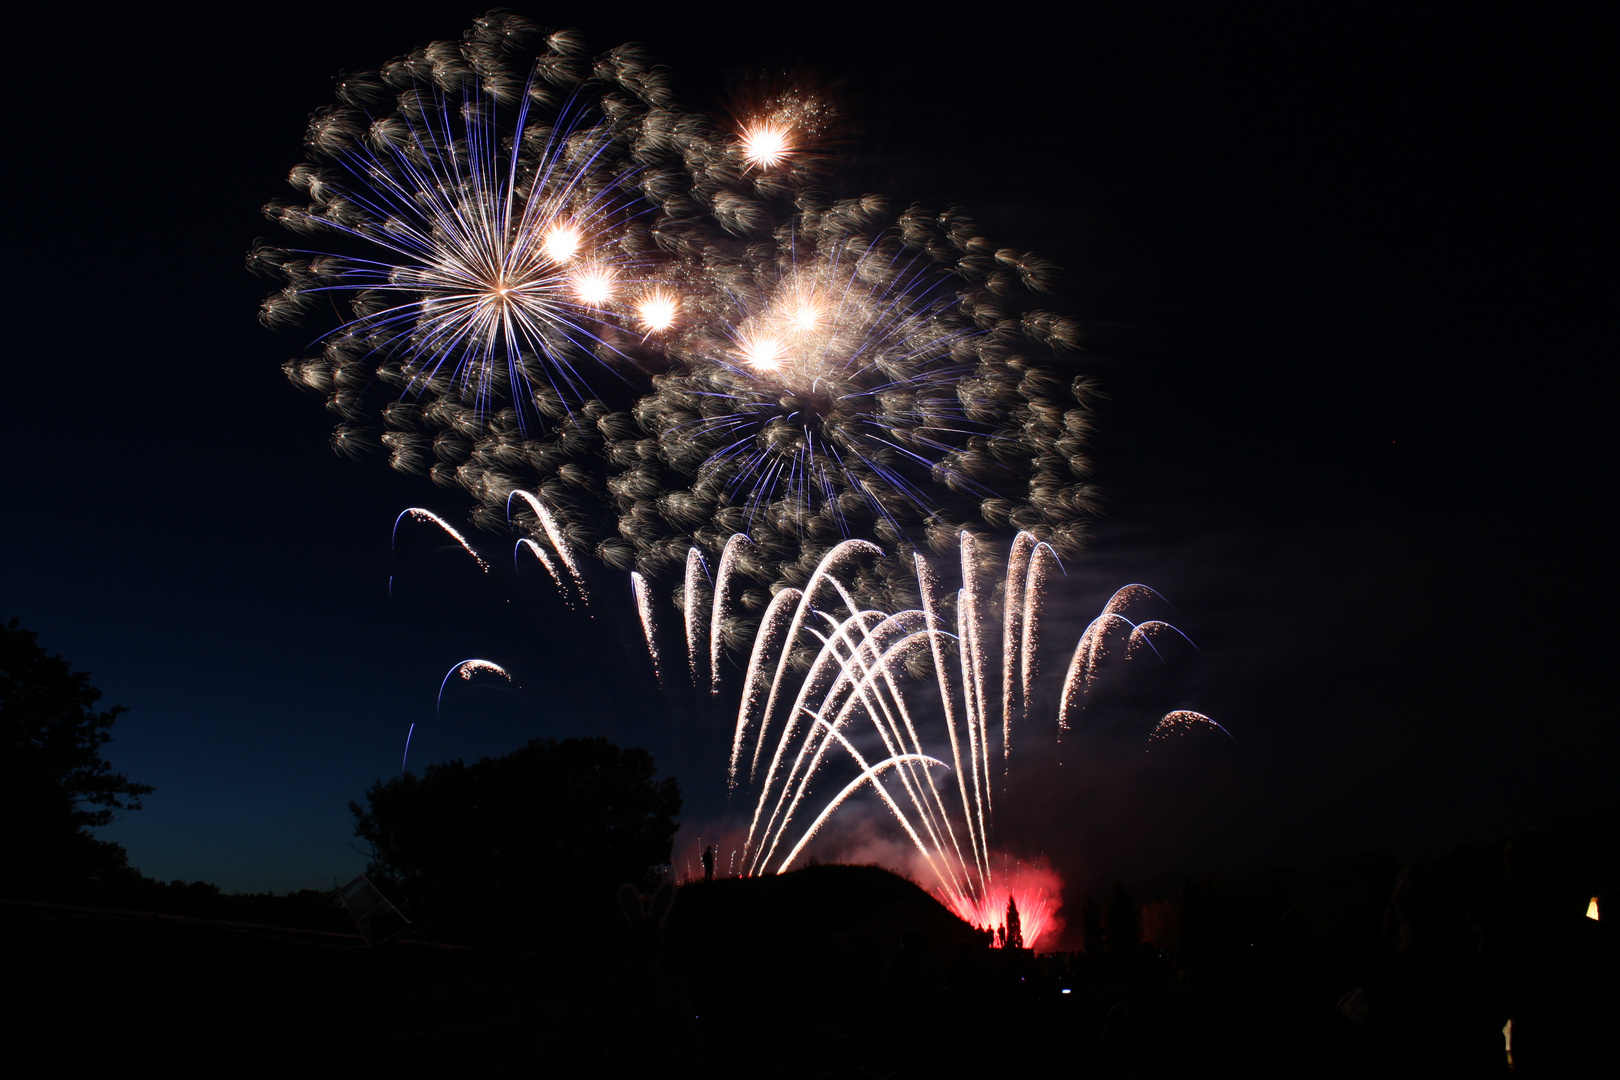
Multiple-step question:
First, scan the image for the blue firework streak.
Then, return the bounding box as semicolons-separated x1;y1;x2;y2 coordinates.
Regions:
253;18;651;429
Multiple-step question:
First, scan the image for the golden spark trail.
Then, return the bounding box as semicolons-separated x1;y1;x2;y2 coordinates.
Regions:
684;547;710;685
1001;532;1035;767
753;539;880;770
396;508;491;572
777;753;948;872
508;490;588;602
1019;542;1058;732
731;587;802;789
516;537;567;596
631;571;661;685
918;552;990;889
710;534;750;697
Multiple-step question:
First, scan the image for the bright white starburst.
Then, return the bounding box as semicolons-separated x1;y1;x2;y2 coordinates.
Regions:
264;82;642;417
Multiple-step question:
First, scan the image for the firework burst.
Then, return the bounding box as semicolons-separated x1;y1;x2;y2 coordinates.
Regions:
260;16;1103;614
254;16;657;427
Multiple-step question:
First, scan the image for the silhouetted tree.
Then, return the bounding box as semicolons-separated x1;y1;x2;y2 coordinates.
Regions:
350;736;681;947
1005;894;1024;950
2;618;152;897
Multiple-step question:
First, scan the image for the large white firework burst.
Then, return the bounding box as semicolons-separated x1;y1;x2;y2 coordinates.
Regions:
253;15;653;430
258;13;1100;619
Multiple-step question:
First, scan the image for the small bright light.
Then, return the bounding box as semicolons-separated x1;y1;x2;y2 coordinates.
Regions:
740;121;792;168
1061;988;1071;995
1589;896;1601;921
542;223;582;263
790;298;823;332
740;333;787;370
571;266;615;307
637;290;679;333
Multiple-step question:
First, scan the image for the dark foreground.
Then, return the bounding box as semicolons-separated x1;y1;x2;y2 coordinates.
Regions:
7;860;1609;1078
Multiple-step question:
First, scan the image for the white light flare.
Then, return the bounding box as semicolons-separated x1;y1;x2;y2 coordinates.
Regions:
636;289;680;334
541;222;583;263
739;332;788;371
788;294;824;334
570;265;616;307
739;120;793;169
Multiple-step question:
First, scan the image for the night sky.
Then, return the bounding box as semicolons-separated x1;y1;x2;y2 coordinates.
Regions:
4;2;1606;916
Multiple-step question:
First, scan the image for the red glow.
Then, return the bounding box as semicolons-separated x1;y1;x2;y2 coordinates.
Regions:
940;856;1064;950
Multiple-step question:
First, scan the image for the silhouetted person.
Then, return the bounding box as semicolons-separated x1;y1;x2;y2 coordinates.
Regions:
1080;895;1103;957
1488;830;1615;1075
1357;863;1504;1077
701;845;714;882
1107;881;1139;957
593;880;698;1077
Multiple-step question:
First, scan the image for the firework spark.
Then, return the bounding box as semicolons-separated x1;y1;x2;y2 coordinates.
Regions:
393;507;491;572
631;570;662;686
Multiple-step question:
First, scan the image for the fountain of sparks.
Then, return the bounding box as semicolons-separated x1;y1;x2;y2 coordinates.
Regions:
389;497;1225;948
643;532;1226;950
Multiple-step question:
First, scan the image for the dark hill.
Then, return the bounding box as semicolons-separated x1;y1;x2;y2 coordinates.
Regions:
667;861;983;950
657;864;989;1066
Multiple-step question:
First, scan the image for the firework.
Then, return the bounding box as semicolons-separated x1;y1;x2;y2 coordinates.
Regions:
254;17;652;422
261;16;1101;614
263;18;1198;946
715;535;1223;949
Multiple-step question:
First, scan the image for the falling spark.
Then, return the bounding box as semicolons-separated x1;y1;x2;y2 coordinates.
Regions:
436;658;512;711
631;571;662;684
516;537;567;596
710;534;751;696
684;547;710;684
404;658;513;771
1148;710;1235;746
507;490;588;601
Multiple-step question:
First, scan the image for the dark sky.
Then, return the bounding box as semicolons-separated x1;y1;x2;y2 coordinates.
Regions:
3;2;1607;910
